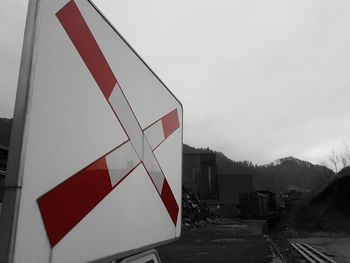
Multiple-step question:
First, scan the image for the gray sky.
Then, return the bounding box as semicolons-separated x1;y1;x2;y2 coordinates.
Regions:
2;0;350;166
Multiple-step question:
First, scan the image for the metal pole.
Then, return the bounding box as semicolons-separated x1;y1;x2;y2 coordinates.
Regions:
0;1;39;262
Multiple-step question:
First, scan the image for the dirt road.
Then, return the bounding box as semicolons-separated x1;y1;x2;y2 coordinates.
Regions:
157;220;281;263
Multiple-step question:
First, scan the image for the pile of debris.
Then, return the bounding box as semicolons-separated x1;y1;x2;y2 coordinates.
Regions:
296;167;350;232
182;185;214;230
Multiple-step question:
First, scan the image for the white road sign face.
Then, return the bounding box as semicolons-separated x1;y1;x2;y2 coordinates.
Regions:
2;0;182;262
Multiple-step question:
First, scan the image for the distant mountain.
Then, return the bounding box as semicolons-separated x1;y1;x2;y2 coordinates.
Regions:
267;156;314;168
184;144;334;194
0;118;12;147
255;156;333;194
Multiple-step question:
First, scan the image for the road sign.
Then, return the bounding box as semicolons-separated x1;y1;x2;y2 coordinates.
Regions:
0;1;182;262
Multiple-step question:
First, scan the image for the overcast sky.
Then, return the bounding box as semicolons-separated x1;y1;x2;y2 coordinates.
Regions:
2;0;350;165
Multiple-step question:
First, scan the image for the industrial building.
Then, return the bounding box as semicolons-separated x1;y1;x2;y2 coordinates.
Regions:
218;173;253;205
183;152;218;200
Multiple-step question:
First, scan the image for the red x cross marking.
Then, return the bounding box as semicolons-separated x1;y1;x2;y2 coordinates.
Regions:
37;0;180;247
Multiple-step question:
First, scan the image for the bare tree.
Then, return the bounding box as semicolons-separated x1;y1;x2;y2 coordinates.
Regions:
336;142;350;171
328;150;340;174
340;154;348;168
343;142;350;166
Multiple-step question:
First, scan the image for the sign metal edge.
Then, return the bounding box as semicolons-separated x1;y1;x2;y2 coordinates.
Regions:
0;0;41;262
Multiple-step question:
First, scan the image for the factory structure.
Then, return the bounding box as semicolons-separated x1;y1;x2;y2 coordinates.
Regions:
183;152;254;216
183;152;219;200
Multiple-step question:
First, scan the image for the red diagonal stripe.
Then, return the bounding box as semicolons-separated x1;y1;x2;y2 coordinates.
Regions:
38;0;180;247
162;109;180;139
56;0;116;99
37;157;111;247
160;179;179;225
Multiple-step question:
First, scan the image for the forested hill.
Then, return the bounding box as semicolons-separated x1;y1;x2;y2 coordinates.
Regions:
0;118;12;147
184;144;333;194
254;156;333;194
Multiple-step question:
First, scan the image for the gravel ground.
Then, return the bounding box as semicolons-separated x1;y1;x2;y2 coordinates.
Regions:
157;220;276;263
267;200;350;263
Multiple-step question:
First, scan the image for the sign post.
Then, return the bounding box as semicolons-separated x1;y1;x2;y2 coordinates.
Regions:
0;1;182;262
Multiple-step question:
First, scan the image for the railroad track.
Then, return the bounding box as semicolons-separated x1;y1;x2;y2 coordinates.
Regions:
290;242;337;263
266;236;286;263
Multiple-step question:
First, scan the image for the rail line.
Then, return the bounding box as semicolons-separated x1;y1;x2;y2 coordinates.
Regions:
266;236;286;263
290;242;337;263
